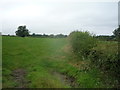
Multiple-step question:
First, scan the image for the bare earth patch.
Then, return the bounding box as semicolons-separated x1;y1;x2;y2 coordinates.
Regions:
53;71;79;88
11;69;28;88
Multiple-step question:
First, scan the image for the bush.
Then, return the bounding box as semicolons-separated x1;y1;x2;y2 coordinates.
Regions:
89;41;120;80
69;31;97;57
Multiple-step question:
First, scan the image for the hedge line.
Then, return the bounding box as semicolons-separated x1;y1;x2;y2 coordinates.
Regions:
69;31;119;81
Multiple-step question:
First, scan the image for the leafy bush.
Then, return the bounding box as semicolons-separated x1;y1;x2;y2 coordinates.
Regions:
89;41;120;80
69;31;97;57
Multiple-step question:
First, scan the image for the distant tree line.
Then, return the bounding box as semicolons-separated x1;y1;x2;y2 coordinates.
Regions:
3;25;120;40
3;33;68;38
30;33;67;38
95;35;116;41
5;25;67;38
95;26;120;41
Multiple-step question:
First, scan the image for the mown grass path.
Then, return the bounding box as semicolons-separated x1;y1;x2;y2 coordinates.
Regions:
3;37;74;88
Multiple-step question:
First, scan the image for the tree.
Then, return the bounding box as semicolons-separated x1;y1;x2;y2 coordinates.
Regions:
113;25;120;39
15;25;29;37
32;33;36;36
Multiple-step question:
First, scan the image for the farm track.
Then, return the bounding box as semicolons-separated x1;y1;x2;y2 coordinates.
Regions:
11;69;78;88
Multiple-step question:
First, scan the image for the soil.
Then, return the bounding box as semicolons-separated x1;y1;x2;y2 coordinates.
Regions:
53;71;79;88
11;69;28;88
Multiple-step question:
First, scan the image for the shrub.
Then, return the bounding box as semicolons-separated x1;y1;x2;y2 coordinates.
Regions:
89;41;120;80
69;31;97;57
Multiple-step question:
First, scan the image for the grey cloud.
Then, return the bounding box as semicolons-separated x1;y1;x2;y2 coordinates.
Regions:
1;1;118;35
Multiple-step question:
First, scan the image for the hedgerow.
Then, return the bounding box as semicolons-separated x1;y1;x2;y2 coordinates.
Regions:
89;41;120;80
69;31;120;85
69;31;97;57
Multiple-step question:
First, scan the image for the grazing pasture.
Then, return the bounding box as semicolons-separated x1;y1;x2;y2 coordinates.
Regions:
2;36;118;88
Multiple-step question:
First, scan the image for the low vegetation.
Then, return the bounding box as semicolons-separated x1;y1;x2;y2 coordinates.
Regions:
69;31;97;57
2;34;119;88
89;41;119;81
2;25;120;88
69;31;119;87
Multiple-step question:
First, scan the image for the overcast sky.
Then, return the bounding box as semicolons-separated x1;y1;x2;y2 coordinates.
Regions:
1;0;119;35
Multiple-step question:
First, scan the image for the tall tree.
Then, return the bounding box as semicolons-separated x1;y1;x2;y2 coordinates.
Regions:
15;25;29;37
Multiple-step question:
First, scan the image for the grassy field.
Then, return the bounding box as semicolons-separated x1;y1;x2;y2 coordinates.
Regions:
2;36;117;88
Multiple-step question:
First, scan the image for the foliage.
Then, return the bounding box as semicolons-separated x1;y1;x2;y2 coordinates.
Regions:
95;35;116;41
113;26;120;39
15;26;29;37
69;31;97;57
89;41;119;81
69;30;120;86
30;33;67;38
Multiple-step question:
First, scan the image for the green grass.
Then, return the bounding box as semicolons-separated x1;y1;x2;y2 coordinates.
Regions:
2;36;116;88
